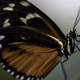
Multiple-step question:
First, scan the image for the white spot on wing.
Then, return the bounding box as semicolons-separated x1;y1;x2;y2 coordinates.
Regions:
20;13;34;24
20;17;27;24
7;69;11;73
26;13;41;20
0;35;5;40
31;78;34;80
33;13;41;18
0;44;2;49
3;23;11;28
20;13;41;24
3;7;14;11
2;65;5;68
26;13;35;20
10;71;15;75
26;13;41;24
16;75;20;79
20;1;29;7
4;18;10;23
20;76;25;80
27;77;31;80
9;3;15;8
3;18;11;28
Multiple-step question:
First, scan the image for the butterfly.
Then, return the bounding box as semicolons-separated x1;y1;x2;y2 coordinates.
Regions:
0;0;80;80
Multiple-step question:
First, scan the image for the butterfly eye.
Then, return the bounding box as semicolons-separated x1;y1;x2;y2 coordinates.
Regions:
8;3;15;8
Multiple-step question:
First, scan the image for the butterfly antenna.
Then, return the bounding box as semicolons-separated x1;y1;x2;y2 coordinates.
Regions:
67;8;80;40
69;7;80;53
73;7;80;30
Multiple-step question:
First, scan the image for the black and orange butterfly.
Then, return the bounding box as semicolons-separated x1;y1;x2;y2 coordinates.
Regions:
0;0;80;80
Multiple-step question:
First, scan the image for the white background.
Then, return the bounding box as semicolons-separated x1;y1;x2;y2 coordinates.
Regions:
28;0;80;35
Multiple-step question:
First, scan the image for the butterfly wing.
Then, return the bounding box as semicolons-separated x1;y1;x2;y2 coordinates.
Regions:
0;0;65;80
1;42;60;78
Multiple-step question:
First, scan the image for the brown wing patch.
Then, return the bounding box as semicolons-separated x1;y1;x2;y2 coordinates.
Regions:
1;42;60;78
